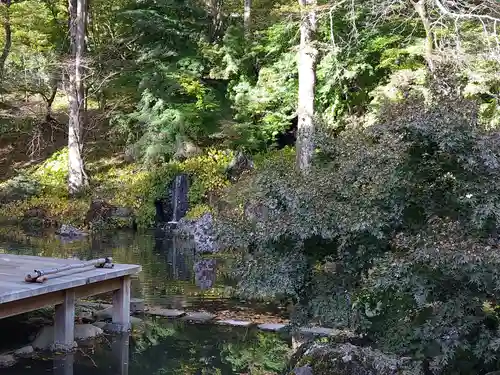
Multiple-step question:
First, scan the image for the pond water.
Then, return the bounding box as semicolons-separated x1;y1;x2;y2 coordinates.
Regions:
3;322;291;375
0;228;291;375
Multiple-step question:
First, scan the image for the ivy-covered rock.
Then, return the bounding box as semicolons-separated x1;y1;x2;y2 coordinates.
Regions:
177;213;217;253
288;342;422;375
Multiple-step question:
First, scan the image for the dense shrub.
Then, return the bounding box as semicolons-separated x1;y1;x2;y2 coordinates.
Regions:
215;88;500;373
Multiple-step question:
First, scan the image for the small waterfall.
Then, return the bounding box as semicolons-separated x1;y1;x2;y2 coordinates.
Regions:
168;174;189;224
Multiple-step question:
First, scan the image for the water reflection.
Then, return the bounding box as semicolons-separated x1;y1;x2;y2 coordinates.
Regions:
53;333;130;375
5;323;290;375
194;259;216;290
0;227;289;328
0;228;233;309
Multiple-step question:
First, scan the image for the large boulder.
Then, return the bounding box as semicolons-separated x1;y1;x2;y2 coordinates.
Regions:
287;342;422;375
32;324;103;351
177;213;218;253
225;151;254;182
74;324;103;340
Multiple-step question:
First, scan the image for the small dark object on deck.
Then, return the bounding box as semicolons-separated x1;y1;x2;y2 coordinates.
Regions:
25;257;114;283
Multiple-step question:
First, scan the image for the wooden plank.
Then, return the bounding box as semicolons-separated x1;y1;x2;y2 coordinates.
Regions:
0;290;65;319
0;254;77;264
75;278;122;299
0;263;141;304
0;278;127;319
54;290;75;348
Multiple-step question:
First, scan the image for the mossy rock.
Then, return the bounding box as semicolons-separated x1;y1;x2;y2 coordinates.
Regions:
287;343;422;375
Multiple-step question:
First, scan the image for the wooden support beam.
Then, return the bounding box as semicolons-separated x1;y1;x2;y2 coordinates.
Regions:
54;290;76;351
0;278;122;319
0;290;64;319
112;276;131;332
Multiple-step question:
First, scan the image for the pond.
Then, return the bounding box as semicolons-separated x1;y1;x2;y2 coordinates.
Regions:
3;322;291;375
0;228;291;375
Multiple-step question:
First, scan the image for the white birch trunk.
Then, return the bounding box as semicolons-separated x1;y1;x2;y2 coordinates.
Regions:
67;0;88;195
244;0;251;36
296;0;318;172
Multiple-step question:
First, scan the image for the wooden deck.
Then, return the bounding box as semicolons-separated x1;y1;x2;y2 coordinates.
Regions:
0;254;141;350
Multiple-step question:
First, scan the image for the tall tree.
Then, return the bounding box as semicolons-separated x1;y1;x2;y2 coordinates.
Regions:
243;0;251;36
67;0;88;195
295;0;317;172
0;0;12;79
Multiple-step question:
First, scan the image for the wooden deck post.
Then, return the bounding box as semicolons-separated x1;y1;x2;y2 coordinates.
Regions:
112;276;131;332
54;290;76;351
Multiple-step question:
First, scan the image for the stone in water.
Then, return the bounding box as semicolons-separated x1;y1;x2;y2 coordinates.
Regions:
217;320;253;327
257;323;287;332
299;326;335;336
182;311;216;322
147;307;186;318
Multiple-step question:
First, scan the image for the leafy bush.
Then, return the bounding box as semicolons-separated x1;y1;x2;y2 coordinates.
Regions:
0;173;40;203
216;86;500;373
185;204;212;220
32;147;69;197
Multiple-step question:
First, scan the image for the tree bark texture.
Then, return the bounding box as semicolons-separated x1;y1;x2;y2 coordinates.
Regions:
0;0;12;80
413;0;435;71
67;0;88;195
296;0;318;172
244;0;251;36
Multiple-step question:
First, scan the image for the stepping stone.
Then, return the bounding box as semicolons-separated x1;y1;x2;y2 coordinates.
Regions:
257;323;287;332
75;324;104;340
94;307;112;321
147;307;186;318
217;320;253;327
299;326;336;336
14;346;34;358
130;298;145;314
93;321;107;329
181;311;216;323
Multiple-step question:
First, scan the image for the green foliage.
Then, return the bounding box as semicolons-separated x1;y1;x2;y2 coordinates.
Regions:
0;173;40;203
185;203;212;220
221;332;290;375
124;149;232;228
216;85;500;373
32;147;69;197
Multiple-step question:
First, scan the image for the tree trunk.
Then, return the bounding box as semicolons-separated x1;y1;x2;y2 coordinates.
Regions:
67;0;88;196
295;0;318;172
413;0;434;71
0;0;12;80
244;0;251;36
45;85;57;122
205;0;223;42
